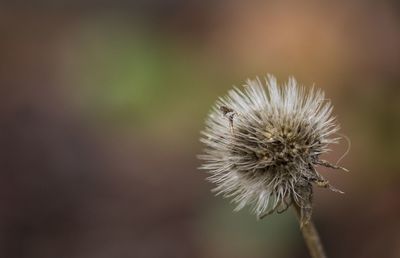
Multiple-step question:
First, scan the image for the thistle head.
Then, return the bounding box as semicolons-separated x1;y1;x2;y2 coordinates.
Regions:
199;75;347;225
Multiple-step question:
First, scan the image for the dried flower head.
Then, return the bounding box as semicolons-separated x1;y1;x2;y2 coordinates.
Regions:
199;75;347;225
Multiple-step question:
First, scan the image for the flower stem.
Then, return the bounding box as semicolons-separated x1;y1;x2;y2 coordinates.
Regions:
293;204;327;258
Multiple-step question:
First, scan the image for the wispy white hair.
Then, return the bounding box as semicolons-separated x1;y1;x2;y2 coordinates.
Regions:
199;75;346;224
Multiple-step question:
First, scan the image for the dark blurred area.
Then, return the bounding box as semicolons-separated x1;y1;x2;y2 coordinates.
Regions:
1;1;400;258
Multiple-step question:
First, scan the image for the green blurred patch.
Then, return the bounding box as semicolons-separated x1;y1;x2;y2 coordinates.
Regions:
71;18;225;138
197;198;301;258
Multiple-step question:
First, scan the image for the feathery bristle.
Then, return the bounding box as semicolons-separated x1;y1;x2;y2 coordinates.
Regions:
199;75;345;224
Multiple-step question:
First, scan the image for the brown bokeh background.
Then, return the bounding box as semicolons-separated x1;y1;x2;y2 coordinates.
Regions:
1;1;400;258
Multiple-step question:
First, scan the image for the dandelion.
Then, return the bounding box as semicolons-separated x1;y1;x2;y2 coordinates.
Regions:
199;75;348;258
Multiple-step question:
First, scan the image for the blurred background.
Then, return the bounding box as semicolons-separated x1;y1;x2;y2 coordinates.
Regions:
1;1;400;258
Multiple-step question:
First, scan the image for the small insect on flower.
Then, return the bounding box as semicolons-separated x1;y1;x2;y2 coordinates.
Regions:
199;75;348;226
219;105;236;134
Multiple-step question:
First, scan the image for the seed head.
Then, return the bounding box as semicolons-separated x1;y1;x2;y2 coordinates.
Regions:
199;75;347;225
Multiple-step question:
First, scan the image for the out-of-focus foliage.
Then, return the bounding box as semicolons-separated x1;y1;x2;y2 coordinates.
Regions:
1;1;400;258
